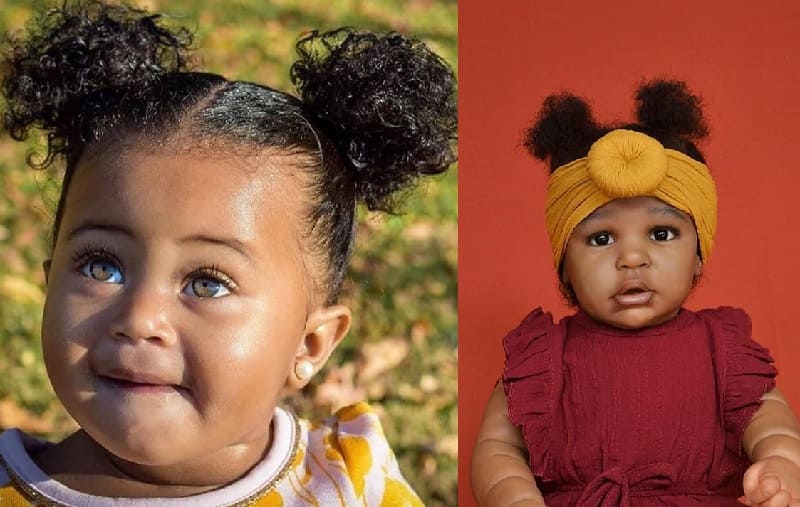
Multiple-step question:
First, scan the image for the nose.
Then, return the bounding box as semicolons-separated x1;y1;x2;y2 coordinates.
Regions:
109;282;177;346
615;239;651;270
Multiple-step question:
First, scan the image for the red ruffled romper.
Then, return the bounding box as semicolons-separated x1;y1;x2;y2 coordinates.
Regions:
502;307;777;506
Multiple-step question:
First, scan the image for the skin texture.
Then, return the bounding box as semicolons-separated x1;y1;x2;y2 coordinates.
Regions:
561;196;702;330
471;383;545;507
741;390;800;506
33;142;351;497
471;196;800;507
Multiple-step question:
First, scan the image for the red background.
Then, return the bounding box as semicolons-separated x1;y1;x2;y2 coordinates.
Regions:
458;1;800;505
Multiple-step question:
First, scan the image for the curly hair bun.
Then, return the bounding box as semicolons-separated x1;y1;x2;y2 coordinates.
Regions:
2;0;193;147
291;28;457;212
524;93;601;173
635;79;709;141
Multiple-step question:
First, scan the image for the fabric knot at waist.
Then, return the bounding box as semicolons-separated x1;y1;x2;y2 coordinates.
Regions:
576;463;677;507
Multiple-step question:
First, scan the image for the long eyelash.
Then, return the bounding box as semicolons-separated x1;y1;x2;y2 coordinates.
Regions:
189;264;239;292
71;243;122;269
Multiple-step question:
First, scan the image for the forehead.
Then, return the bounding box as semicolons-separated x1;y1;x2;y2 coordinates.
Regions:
581;196;693;224
60;142;310;245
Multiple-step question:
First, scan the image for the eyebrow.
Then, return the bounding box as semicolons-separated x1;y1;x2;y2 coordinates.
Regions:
67;222;134;241
582;204;692;224
67;223;254;263
178;235;254;263
646;205;692;222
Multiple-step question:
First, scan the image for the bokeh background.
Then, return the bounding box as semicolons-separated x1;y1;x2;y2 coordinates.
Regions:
0;1;456;505
459;1;800;505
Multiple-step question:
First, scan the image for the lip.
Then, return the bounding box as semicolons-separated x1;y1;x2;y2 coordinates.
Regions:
100;368;185;394
103;378;178;394
613;280;653;306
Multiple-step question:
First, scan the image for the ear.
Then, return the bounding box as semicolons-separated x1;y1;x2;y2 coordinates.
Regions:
42;259;52;284
285;304;351;390
559;265;570;286
694;256;703;278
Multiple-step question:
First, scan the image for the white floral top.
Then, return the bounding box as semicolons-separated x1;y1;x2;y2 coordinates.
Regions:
0;403;423;506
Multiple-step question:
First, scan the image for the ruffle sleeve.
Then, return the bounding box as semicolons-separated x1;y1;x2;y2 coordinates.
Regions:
700;306;778;456
501;307;562;478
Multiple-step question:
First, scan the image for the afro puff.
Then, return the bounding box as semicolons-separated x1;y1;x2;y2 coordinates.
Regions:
525;78;709;173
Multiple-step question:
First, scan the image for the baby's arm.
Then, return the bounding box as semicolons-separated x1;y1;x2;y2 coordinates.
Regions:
471;383;546;507
741;388;800;506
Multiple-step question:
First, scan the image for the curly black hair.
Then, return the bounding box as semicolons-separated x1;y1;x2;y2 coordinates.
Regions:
524;79;709;172
1;0;457;303
524;79;709;306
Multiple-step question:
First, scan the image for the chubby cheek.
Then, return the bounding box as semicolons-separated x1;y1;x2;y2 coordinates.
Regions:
563;252;610;304
571;279;609;315
183;299;305;425
651;245;699;280
41;277;106;403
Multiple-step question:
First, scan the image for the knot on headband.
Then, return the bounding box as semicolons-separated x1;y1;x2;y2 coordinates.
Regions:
545;129;717;269
587;130;667;196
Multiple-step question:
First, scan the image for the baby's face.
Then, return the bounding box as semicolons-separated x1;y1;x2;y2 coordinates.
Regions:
561;196;702;330
40;144;314;466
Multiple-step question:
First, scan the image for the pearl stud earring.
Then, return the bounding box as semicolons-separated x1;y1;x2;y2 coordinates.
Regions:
294;360;315;380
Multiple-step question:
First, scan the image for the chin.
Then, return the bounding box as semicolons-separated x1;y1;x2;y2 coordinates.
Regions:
613;310;674;329
611;318;649;330
100;434;184;466
86;418;192;466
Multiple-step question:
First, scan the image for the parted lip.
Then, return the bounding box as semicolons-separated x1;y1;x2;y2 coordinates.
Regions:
615;279;651;296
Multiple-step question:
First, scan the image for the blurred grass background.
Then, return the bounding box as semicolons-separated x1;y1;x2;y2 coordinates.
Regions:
0;0;457;505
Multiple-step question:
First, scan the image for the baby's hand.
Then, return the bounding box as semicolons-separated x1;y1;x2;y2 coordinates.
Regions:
741;456;800;506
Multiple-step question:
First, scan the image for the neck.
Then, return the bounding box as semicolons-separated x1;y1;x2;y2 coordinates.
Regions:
34;424;273;498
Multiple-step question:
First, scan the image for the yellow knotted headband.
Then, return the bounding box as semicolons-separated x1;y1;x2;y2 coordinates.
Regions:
545;129;717;268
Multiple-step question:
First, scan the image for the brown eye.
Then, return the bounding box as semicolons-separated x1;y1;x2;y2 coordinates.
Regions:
650;228;677;241
588;232;614;246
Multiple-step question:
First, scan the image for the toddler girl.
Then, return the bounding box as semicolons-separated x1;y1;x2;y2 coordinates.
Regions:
470;80;800;506
0;1;456;505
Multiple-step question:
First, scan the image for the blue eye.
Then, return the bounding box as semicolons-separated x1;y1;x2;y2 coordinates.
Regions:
588;232;614;246
184;276;232;298
80;259;124;284
650;228;677;241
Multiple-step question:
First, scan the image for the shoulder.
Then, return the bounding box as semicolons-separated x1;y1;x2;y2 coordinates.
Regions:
693;306;774;363
504;307;557;336
502;307;564;356
286;403;422;507
309;402;396;465
502;307;571;375
695;306;751;328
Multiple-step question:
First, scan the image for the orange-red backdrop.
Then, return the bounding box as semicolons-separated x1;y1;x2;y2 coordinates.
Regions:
458;1;800;505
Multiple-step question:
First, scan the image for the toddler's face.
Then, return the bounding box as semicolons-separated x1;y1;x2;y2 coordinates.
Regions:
561;196;702;329
40;144;317;466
